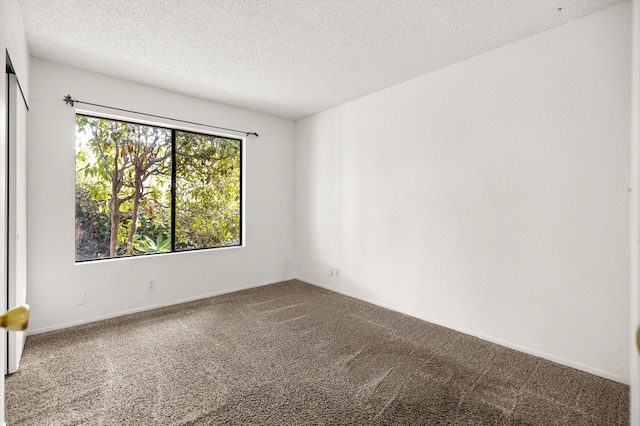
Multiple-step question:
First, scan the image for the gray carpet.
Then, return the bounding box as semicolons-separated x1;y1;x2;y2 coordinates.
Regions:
5;280;629;425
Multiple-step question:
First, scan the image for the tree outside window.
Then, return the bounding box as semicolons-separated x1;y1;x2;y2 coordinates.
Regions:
75;115;242;262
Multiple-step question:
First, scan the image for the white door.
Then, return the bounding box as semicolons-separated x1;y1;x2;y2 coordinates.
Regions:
0;59;9;426
6;73;28;375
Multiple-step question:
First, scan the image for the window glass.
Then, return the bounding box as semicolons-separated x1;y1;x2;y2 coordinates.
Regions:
75;114;242;262
175;131;241;251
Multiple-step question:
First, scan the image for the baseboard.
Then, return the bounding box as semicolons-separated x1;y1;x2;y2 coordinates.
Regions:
300;276;629;385
27;275;628;385
28;278;286;335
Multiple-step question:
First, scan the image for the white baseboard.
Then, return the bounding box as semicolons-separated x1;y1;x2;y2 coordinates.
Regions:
28;278;287;335
27;275;628;385
299;276;629;385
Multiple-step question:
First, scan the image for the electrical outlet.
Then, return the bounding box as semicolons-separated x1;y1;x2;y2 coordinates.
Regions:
328;267;334;277
335;268;340;278
148;279;156;291
76;292;86;306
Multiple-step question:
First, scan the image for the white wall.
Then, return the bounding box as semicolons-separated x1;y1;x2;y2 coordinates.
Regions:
0;1;30;423
630;0;639;421
28;58;296;333
0;0;30;103
296;3;632;382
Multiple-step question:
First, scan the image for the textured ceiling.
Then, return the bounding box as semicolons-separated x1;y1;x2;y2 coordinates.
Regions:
18;0;627;120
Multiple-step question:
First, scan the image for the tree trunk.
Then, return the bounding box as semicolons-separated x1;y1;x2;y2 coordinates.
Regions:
109;202;119;257
127;170;142;252
110;138;121;257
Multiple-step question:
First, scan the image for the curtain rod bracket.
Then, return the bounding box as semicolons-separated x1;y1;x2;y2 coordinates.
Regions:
63;95;75;107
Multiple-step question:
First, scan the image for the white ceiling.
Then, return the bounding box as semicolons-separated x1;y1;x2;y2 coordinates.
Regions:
18;0;626;120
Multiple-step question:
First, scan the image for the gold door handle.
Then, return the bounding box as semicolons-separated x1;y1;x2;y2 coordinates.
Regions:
0;305;29;331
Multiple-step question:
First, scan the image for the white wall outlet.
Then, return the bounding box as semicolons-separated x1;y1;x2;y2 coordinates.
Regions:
76;292;86;306
148;279;156;291
335;268;340;278
328;267;334;277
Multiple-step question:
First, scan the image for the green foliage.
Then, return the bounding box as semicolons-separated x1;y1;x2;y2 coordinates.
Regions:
174;131;241;251
137;234;171;254
75;185;110;260
75;115;242;261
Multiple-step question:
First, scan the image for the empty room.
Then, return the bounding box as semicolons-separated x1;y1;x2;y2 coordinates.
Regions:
0;0;639;424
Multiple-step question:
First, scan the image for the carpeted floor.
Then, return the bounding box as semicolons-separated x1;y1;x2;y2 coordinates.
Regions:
5;280;629;425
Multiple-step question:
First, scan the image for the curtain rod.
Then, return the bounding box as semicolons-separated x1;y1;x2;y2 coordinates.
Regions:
62;95;259;138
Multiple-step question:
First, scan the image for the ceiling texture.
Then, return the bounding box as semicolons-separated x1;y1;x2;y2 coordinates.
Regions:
18;0;626;120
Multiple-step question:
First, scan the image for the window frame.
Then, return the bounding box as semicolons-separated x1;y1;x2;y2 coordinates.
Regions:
74;111;245;263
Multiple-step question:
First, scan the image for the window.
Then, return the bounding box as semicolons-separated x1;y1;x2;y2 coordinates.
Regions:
75;114;242;262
